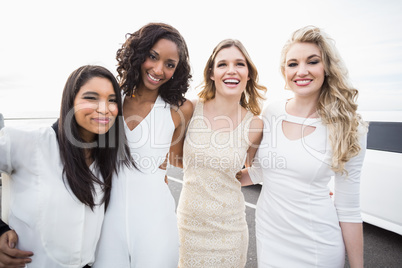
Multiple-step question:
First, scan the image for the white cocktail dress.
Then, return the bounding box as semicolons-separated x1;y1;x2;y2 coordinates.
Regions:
249;100;367;267
93;95;179;268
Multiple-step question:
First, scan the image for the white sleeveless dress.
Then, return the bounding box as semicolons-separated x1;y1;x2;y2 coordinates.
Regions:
93;95;180;268
249;100;367;267
177;101;253;268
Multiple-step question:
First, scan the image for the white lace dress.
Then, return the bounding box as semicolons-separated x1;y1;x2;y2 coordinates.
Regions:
177;101;253;268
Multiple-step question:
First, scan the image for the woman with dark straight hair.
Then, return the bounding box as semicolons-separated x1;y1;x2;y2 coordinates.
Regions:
0;65;133;268
57;65;132;209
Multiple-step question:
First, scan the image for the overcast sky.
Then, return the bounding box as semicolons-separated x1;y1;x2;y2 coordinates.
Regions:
1;0;401;120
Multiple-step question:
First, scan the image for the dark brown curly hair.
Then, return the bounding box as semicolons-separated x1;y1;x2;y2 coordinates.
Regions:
116;22;192;107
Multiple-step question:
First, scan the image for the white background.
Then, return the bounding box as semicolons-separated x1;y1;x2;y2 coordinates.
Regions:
1;0;401;120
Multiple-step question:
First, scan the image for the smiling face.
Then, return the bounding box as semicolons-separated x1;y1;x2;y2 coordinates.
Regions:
210;46;250;99
284;42;325;100
140;38;180;92
74;77;118;142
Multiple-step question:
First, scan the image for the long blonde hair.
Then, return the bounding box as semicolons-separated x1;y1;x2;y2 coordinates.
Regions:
280;26;367;174
198;39;267;115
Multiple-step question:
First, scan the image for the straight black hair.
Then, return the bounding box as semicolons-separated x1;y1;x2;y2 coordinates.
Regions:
57;65;133;210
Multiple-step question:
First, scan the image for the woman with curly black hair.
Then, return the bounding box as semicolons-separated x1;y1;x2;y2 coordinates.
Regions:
93;22;193;268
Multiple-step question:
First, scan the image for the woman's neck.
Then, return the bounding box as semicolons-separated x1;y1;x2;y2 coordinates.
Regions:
206;96;242;117
132;85;159;103
84;148;93;167
287;96;319;118
203;96;245;132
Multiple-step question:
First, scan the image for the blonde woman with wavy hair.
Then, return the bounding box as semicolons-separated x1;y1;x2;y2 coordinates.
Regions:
280;26;367;174
177;39;266;267
238;26;367;268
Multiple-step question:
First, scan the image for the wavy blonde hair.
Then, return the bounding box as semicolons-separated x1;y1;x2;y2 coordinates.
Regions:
280;26;367;174
198;39;267;115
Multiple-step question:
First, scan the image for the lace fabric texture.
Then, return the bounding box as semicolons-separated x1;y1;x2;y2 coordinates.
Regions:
177;101;253;268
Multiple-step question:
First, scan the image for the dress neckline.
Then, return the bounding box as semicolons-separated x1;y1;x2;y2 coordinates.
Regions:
279;99;321;142
283;99;321;126
123;94;161;132
199;100;252;133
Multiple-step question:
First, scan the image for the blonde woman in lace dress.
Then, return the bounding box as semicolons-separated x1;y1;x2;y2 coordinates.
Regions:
177;39;266;268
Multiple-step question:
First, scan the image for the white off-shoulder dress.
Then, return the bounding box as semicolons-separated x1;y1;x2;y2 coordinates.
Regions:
93;95;179;268
249;100;367;267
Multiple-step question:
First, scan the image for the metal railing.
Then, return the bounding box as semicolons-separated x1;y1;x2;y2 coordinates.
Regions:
0;114;3;184
0;115;58;129
0;113;4;130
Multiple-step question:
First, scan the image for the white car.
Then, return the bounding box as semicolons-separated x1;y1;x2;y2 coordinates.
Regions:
359;111;402;236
